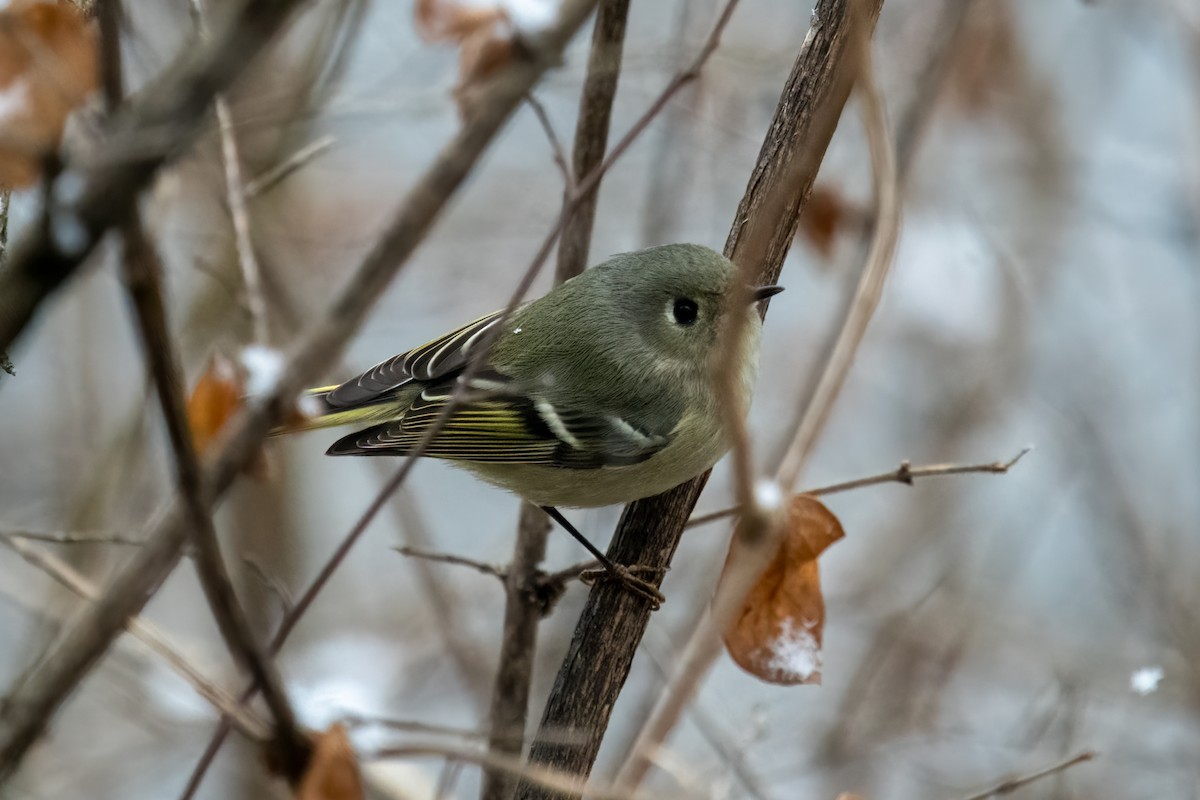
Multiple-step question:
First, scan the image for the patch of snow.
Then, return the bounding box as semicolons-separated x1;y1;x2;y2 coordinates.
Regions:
1131;666;1163;696
764;618;821;683
240;344;285;397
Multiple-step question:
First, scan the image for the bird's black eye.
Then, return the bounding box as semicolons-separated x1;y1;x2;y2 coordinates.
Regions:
672;297;699;325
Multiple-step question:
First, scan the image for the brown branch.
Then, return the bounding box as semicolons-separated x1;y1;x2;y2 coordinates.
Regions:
243;134;334;199
959;751;1095;800
1;529;145;545
518;2;884;795
525;96;573;191
393;546;507;581
684;447;1031;529
484;4;632;799
0;0;307;355
0;0;602;787
0;534;270;741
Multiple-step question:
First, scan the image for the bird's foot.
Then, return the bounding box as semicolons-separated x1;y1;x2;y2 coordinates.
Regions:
580;564;666;609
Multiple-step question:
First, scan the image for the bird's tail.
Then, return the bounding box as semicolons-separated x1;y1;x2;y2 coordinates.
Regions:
271;386;403;435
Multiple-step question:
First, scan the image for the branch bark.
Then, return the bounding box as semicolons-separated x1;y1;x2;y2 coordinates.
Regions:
517;2;885;795
0;0;600;785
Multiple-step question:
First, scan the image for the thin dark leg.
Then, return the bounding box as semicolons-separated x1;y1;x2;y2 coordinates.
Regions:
540;506;616;571
540;506;665;608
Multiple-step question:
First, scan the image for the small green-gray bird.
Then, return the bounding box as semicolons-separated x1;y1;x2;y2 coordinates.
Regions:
288;243;781;512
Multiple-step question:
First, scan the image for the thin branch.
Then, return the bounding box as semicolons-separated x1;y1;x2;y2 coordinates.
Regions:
243;134;335;199
0;1;603;786
214;98;270;344
525;96;573;191
684;447;1032;529
520;2;885;794
958;751;1096;800
1;529;145;545
108;5;307;776
393;546;507;582
0;534;269;741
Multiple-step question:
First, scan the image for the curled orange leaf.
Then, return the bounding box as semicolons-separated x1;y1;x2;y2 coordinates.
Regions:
186;353;242;457
723;494;845;685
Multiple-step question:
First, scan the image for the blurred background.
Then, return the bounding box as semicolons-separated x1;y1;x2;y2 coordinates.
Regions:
2;0;1199;797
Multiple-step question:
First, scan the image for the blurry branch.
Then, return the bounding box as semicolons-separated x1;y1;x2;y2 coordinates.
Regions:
0;0;602;787
0;529;144;545
394;546;507;581
0;0;309;354
486;3;632;799
525;96;573;191
520;2;885;794
100;3;308;780
0;534;269;742
390;487;494;701
774;22;899;492
368;744;652;800
959;751;1095;800
241;555;294;618
243;134;335;199
616;5;887;792
685;447;1031;529
0;190;11;376
191;0;270;344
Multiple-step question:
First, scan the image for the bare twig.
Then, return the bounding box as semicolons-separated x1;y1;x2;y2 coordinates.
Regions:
368;744;653;800
525;96;573;191
393;546;507;582
1;529;145;545
241;555;294;617
0;1;602;786
243;135;335;199
684;447;1032;529
0;534;269;741
520;2;885;794
1;190;12;376
958;751;1095;800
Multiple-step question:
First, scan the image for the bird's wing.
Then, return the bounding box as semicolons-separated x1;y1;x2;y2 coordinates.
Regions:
325;375;674;468
325;310;505;408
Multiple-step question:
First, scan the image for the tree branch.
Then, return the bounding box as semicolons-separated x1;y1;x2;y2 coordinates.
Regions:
518;2;885;795
959;751;1095;800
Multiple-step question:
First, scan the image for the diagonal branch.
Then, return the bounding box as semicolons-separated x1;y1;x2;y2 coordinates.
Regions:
0;0;601;785
0;534;269;742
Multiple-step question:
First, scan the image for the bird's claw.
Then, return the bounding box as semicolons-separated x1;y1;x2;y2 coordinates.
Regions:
580;564;666;609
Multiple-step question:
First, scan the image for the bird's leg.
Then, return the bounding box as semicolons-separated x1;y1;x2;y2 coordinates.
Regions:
540;506;666;608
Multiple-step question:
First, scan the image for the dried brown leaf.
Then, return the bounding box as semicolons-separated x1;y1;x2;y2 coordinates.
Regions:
186;353;242;457
723;494;845;685
412;0;517;116
0;0;97;189
297;724;364;800
798;185;848;258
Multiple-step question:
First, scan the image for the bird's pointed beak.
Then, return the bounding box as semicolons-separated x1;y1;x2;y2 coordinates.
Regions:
751;284;785;302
